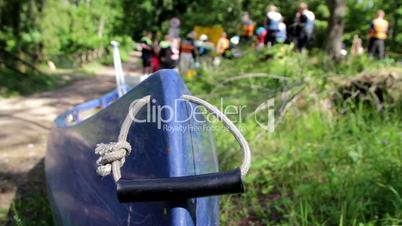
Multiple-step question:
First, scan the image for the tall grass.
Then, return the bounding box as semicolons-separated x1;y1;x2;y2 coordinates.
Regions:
187;47;402;225
231;108;401;225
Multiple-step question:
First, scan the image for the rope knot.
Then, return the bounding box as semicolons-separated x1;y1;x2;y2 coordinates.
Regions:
95;141;132;177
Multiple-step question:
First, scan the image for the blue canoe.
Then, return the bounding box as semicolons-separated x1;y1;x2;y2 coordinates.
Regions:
46;70;224;225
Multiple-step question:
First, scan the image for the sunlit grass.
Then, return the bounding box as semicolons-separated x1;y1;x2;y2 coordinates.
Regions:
187;47;402;225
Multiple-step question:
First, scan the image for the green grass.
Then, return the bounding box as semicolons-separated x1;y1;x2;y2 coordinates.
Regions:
0;69;67;97
4;161;53;226
0;208;7;225
216;108;401;225
185;46;402;225
0;64;100;97
10;194;53;226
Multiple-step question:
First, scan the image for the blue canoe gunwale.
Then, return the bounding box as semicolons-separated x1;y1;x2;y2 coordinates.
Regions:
54;84;130;128
45;69;220;226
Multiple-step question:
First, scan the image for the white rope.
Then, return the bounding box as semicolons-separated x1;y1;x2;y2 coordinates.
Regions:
182;95;251;178
95;94;251;182
95;95;150;182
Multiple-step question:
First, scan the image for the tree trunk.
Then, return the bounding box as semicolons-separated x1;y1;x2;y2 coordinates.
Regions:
14;2;24;75
97;16;105;38
391;0;400;47
325;0;346;61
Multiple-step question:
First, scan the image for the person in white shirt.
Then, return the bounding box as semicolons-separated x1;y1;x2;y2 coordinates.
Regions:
264;4;283;46
294;3;315;51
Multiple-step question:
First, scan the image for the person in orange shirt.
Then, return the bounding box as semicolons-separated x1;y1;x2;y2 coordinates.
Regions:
213;32;231;66
368;10;389;59
241;12;255;43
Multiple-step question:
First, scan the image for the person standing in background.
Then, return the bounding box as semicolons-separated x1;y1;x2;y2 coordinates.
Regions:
368;10;388;59
159;35;179;69
179;32;196;75
351;35;364;56
169;17;181;39
294;3;315;52
151;35;160;72
196;34;214;57
277;22;287;43
241;12;255;44
214;32;230;66
140;32;153;74
217;32;230;57
264;4;283;46
195;34;215;67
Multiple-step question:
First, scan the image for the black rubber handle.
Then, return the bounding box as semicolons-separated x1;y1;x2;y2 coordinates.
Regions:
117;168;244;202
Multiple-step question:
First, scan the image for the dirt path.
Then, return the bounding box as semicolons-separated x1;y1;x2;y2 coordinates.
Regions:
0;53;142;213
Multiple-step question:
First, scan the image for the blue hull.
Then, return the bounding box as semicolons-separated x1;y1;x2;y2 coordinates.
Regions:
45;70;219;225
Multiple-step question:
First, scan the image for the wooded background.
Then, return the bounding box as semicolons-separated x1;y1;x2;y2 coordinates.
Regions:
0;0;401;74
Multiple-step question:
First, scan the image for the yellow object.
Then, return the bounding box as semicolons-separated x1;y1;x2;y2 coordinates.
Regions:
369;18;389;40
186;69;197;79
194;26;224;48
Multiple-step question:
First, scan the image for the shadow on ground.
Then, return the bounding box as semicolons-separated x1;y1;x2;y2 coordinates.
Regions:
4;160;53;226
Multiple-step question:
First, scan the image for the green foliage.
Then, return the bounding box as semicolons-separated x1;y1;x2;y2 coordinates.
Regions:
344;0;402;51
0;0;124;68
6;162;54;226
116;0;402;52
0;70;56;97
186;49;402;225
0;68;79;97
181;1;243;36
234;109;402;225
113;36;135;59
40;0;121;58
1;0;401;69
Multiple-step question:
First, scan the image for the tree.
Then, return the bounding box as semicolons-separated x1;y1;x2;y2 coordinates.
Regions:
390;0;400;47
325;0;346;60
